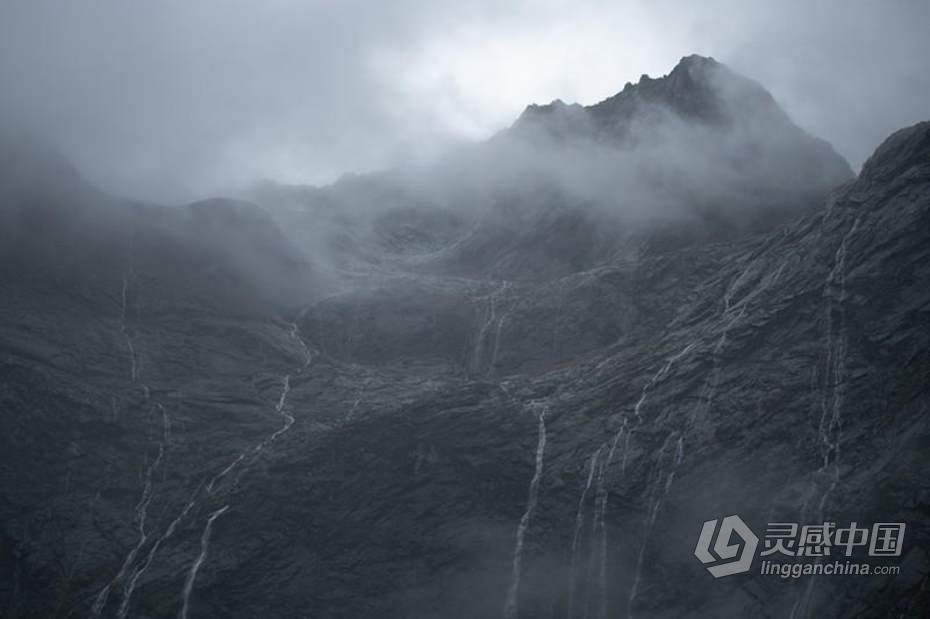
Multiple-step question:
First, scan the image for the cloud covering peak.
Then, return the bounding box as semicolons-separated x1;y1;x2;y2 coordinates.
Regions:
1;1;927;202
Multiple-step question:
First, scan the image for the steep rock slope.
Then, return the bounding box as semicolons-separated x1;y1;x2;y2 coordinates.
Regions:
0;62;927;619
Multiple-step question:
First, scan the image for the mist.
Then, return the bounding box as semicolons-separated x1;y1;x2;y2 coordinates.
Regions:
2;5;929;618
1;0;928;204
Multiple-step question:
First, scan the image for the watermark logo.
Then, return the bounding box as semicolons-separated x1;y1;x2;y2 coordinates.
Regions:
694;517;905;578
694;514;758;577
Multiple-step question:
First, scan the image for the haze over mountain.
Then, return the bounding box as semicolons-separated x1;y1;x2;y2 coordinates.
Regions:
251;56;852;283
2;0;929;202
1;54;928;619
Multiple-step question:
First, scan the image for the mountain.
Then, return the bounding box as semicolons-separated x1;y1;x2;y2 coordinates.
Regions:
0;57;927;618
509;55;851;219
255;56;853;284
0;133;316;315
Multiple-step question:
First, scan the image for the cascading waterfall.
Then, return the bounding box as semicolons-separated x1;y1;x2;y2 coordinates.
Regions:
633;344;694;423
120;270;139;383
471;287;497;374
567;342;695;618
206;376;286;492
234;369;301;475
176;321;314;616
205;454;246;495
96;320;312;617
160;404;171;443
489;311;509;373
473;281;512;377
117;486;198;619
611;257;795;617
792;215;861;619
179;505;229;619
91;432;165;617
688;274;750;433
816;217;861;500
627;434;682;617
622;342;694;617
590;418;629;619
92;266;167;614
504;404;548;619
567;447;601;619
288;320;313;369
91;263;169;618
771;261;787;287
267;375;295;443
625;263;784;613
686;257;789;448
635;258;790;619
206;322;311;494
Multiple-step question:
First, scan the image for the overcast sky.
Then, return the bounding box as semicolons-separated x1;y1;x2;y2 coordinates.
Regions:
1;0;928;203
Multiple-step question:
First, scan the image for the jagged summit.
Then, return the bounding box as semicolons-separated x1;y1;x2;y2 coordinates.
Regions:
512;54;794;135
509;98;591;141
610;53;726;104
516;98;582;117
596;54;743;122
504;55;852;222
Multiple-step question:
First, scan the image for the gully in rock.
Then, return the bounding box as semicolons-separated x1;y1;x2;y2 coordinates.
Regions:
591;417;629;618
90;431;165;618
622;342;694;617
792;213;862;619
179;505;230;619
632;343;695;423
117;485;199;619
627;434;683;618
177;321;315;616
473;281;513;377
567;447;601;619
206;321;312;495
503;403;548;619
119;268;139;384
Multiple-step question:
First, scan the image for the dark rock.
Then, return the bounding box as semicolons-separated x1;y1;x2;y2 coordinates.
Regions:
0;62;927;619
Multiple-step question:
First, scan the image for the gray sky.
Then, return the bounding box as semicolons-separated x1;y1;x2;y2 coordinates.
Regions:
1;0;928;203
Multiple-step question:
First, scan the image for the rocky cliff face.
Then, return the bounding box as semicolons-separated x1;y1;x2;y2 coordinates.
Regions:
0;58;927;619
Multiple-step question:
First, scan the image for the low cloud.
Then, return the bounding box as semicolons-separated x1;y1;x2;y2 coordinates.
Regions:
1;0;927;203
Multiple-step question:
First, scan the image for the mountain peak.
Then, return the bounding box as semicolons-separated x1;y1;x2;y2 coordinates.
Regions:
589;54;779;126
515;98;583;119
511;98;590;140
672;53;720;70
510;54;788;139
664;54;723;96
506;55;849;169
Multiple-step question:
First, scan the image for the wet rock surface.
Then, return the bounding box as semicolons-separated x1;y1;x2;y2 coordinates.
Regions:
0;59;928;619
